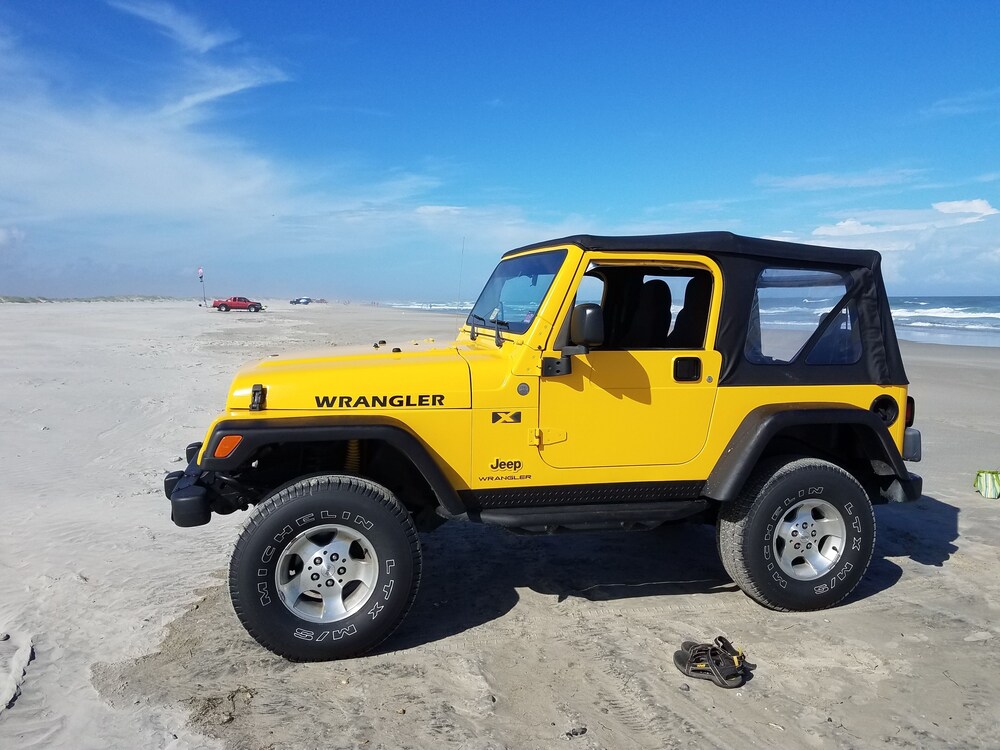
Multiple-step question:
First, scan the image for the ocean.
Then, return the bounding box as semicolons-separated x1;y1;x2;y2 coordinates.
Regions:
3;294;997;348
888;297;1000;348
388;296;1000;349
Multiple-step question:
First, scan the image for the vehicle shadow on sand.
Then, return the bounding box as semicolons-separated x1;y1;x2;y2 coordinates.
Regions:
873;493;959;566
389;493;959;653
851;493;957;600
388;521;734;651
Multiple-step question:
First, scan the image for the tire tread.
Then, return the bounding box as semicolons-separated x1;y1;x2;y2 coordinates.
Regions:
229;474;422;661
717;457;875;612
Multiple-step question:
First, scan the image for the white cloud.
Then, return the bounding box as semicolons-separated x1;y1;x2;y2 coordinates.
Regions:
794;200;1000;293
160;62;288;116
0;7;296;256
812;219;884;236
812;200;998;238
415;205;465;216
106;0;237;54
0;19;587;298
756;168;925;191
921;87;1000;118
931;199;998;218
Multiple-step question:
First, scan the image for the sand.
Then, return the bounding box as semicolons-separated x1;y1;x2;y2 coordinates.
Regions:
0;300;998;749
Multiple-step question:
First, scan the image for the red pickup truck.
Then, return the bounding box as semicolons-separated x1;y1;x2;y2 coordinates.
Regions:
212;296;263;312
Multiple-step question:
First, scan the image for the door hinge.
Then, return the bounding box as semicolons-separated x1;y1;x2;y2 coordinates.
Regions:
529;428;567;446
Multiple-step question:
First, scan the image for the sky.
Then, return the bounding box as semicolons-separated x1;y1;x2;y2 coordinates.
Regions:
0;2;999;300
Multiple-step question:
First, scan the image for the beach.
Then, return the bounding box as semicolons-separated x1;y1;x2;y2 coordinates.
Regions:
1;300;998;749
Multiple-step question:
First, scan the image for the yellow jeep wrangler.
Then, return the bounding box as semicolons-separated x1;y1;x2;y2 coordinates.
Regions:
165;232;922;661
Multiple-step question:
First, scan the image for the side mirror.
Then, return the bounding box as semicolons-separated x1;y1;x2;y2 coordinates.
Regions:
570;303;604;348
561;303;603;356
542;303;604;377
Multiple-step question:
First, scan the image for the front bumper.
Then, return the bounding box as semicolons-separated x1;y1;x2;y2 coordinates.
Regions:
164;441;254;527
164;442;213;527
164;469;213;527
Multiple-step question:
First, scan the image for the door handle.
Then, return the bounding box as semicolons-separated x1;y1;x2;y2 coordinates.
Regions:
673;357;701;382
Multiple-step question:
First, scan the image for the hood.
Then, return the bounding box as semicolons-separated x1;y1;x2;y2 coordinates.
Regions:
226;347;472;412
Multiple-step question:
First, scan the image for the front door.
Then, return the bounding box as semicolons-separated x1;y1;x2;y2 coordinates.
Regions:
537;259;721;469
538;349;720;468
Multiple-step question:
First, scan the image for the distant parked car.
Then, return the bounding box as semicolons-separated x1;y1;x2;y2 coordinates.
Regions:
289;297;313;305
212;296;262;312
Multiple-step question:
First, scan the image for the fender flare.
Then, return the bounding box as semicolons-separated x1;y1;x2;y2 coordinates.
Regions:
199;417;466;516
702;404;909;503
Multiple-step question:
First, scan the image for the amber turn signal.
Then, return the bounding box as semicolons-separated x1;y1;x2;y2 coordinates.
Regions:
214;434;243;459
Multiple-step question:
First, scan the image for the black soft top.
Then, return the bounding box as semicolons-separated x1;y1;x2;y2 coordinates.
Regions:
506;231;880;267
508;232;907;387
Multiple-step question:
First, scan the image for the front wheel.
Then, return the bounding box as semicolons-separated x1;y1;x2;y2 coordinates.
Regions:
248;304;261;312
717;457;875;611
229;475;421;660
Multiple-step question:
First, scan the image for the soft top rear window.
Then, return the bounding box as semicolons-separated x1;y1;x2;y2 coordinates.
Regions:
746;268;860;365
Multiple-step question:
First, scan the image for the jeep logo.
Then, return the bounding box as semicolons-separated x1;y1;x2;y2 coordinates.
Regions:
490;458;523;472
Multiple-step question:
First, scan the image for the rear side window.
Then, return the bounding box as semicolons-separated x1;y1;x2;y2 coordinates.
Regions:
746;268;860;365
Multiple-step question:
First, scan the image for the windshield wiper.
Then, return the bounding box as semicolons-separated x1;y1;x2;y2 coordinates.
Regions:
470;313;487;341
469;314;509;347
491;318;510;348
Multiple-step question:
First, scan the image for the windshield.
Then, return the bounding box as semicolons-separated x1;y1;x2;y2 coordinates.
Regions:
467;249;567;335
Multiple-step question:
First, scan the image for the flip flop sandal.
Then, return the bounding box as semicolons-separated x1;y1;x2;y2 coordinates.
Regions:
673;644;744;688
712;636;757;672
673;637;753;689
682;636;757;671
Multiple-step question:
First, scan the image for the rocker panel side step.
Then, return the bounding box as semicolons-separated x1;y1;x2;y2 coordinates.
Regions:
473;499;708;534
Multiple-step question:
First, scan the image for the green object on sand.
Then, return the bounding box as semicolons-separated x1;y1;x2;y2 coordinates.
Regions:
975;470;1000;499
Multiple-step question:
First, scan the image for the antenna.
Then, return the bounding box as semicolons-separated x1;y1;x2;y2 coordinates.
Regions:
456;236;466;323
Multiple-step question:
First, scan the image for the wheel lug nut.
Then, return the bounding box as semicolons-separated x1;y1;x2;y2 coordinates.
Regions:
310;573;320;581
314;557;323;565
791;530;798;537
325;580;335;587
337;566;347;575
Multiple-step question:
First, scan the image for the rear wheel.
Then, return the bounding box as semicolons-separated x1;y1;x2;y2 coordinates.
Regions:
229;475;421;660
218;304;230;312
717;457;875;611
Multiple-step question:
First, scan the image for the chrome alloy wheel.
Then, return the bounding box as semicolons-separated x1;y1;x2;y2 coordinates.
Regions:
275;524;380;622
773;499;847;581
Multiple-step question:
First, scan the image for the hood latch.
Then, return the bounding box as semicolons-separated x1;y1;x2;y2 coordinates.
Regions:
250;383;267;411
